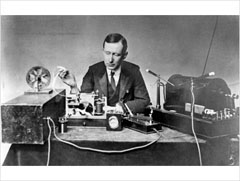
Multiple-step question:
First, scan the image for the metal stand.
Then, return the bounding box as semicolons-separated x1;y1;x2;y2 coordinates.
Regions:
146;70;174;109
156;77;161;109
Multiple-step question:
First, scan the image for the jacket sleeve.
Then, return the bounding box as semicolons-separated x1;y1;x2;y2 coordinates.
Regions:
80;67;94;93
124;68;150;114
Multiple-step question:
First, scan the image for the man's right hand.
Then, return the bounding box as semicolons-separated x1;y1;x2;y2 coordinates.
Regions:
58;67;79;94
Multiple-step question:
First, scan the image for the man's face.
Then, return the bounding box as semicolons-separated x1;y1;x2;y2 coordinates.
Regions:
103;42;126;71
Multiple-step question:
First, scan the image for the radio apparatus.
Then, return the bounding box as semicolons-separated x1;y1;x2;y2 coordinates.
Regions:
1;66;239;145
65;92;161;133
66;92;107;119
158;74;239;139
1;66;66;144
65;92;114;128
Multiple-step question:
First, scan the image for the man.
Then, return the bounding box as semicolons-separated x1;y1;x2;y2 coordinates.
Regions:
59;33;150;114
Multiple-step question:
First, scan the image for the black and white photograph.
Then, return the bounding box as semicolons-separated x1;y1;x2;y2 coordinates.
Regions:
0;1;239;181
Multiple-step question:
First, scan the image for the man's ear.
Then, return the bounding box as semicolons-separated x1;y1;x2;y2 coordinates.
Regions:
122;51;128;59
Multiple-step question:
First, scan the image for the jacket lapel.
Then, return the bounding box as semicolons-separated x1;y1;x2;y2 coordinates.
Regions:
119;67;131;100
98;72;108;97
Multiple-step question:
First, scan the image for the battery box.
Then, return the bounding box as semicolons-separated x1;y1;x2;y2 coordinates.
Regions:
1;89;65;144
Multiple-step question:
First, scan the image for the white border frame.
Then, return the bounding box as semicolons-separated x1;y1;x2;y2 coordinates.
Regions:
1;1;239;181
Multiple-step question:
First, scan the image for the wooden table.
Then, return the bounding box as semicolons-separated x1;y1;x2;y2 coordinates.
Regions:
3;126;233;166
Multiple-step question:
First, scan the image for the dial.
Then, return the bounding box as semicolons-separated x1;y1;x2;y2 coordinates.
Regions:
108;116;119;129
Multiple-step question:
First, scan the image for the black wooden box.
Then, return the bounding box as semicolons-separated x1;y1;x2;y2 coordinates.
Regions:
1;89;65;144
151;108;239;139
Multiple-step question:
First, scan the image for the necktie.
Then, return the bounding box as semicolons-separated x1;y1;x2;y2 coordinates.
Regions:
110;71;116;91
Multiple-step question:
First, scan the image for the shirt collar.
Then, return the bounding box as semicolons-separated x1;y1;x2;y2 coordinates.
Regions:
106;66;121;76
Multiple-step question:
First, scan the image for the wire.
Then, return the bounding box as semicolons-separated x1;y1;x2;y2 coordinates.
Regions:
190;79;203;166
45;117;161;155
202;16;218;75
46;118;52;166
153;128;197;140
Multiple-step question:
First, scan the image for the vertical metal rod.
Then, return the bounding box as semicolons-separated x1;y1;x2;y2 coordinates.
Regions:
16;149;21;166
156;77;161;109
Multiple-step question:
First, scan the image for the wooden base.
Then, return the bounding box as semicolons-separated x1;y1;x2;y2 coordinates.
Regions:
24;89;53;94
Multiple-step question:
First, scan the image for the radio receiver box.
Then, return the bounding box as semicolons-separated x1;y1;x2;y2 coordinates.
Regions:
1;89;65;144
152;108;239;139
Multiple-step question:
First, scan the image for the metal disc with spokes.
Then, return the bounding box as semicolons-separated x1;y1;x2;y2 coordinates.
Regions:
26;66;51;92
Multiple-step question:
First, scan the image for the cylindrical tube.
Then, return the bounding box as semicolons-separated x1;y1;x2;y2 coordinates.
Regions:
95;101;104;115
59;122;67;133
58;117;68;133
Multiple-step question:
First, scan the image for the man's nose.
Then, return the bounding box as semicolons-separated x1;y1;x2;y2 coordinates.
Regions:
109;54;114;63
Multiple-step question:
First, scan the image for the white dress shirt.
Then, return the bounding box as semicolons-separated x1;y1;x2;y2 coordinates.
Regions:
106;66;121;86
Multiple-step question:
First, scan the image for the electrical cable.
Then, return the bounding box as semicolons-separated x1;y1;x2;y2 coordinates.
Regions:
202;16;218;75
46;118;52;166
152;128;164;138
153;128;196;140
45;117;161;155
190;79;203;166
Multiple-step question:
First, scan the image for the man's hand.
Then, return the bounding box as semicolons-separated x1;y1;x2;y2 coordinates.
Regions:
106;103;124;114
58;67;79;94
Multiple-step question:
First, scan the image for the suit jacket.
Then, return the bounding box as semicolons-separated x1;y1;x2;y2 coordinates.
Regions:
80;61;150;114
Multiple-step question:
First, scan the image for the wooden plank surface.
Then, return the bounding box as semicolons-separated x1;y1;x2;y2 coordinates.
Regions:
2;89;65;105
55;126;206;143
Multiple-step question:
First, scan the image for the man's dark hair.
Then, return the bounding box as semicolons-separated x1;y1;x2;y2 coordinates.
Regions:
103;33;128;54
